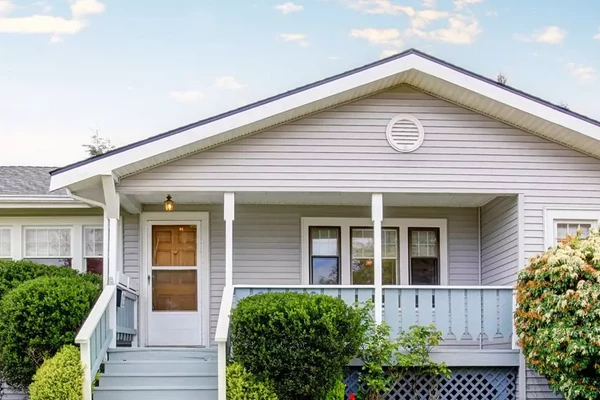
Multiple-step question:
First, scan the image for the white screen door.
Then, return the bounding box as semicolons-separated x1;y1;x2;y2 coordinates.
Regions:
147;222;203;346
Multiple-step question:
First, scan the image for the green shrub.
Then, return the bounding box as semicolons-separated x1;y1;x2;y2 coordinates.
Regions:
515;230;600;399
29;345;82;400
226;362;278;400
321;379;345;400
0;259;101;300
0;276;101;390
230;292;367;400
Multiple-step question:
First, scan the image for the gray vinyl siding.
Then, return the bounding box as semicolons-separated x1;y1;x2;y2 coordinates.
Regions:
122;214;140;289
2;386;26;400
527;369;561;399
481;196;519;286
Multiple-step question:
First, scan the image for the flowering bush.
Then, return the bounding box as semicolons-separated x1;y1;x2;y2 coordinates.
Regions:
515;230;600;399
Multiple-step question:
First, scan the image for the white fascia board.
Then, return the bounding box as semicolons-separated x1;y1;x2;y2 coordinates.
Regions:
0;196;90;208
49;53;600;191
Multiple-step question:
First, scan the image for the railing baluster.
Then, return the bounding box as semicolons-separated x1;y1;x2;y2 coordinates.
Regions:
384;288;400;338
466;289;480;342
419;289;434;326
482;289;498;347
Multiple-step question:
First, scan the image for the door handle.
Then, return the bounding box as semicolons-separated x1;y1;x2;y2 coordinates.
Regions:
148;275;151;284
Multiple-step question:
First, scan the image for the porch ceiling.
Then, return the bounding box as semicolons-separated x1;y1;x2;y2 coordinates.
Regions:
132;192;500;207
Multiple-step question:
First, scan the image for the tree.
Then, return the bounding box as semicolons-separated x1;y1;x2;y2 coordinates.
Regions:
82;131;115;157
515;230;600;399
496;73;507;85
560;101;570;110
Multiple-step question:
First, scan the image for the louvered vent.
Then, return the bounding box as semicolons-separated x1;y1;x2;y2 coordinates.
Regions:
385;115;425;153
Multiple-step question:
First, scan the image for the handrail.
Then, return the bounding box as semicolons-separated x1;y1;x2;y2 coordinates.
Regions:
76;285;116;400
117;270;139;294
216;286;234;400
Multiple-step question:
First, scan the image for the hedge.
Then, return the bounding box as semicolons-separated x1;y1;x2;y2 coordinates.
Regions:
29;345;83;400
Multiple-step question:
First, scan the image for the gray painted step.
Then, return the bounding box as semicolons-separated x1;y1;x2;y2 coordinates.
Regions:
107;348;217;361
99;373;218;387
93;386;217;400
104;359;218;374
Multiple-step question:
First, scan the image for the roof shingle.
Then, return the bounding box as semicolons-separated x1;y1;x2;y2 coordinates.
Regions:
0;166;67;196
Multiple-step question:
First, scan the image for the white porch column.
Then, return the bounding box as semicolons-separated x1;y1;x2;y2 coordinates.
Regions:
372;193;383;323
224;193;235;287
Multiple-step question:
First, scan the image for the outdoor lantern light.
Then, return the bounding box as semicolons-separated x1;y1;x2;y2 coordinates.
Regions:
164;194;174;212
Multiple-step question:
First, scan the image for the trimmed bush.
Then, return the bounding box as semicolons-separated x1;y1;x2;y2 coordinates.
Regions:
29;345;83;400
0;259;101;300
515;230;600;399
321;379;345;400
226;362;278;400
230;292;367;400
0;276;101;390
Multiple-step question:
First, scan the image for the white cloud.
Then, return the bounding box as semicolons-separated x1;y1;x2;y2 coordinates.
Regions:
344;0;414;15
275;2;303;14
407;14;481;44
567;63;597;82
71;0;105;18
410;9;450;28
453;0;483;9
0;0;14;15
350;28;402;46
514;26;566;44
49;34;63;43
169;90;203;103
380;49;399;58
422;0;435;7
0;15;85;34
215;76;245;90
34;1;53;13
279;33;309;47
594;27;600;40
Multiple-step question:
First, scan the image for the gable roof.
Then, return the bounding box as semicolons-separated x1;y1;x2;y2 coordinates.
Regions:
49;48;600;191
0;166;67;197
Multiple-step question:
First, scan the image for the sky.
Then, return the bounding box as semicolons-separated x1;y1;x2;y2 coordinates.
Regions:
0;0;599;167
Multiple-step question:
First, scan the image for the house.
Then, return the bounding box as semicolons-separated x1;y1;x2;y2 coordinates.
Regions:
7;48;598;399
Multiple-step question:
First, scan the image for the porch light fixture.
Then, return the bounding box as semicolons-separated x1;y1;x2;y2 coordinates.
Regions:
164;194;175;212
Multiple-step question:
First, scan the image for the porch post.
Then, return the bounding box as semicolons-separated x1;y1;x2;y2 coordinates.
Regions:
224;193;235;287
372;193;383;323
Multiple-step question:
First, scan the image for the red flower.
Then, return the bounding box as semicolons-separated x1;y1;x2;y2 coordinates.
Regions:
349;393;356;400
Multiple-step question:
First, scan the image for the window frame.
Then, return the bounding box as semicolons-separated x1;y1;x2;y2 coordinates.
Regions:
301;217;448;285
408;227;440;285
308;226;341;285
544;208;600;249
83;225;104;275
0;227;12;259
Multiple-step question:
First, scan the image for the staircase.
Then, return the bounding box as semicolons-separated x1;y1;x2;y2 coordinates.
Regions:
93;348;218;400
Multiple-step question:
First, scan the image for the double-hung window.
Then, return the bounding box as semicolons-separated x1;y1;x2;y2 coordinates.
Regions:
544;209;600;248
303;218;447;285
24;227;72;267
84;227;104;275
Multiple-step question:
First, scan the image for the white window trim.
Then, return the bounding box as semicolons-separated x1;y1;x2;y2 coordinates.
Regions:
23;226;74;260
0;216;103;272
543;208;600;249
0;226;12;259
301;217;448;285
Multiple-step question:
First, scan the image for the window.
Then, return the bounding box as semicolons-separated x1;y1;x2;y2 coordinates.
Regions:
302;218;448;285
84;227;104;275
544;209;600;248
309;227;340;284
409;228;439;285
351;228;397;285
24;227;72;267
0;228;10;258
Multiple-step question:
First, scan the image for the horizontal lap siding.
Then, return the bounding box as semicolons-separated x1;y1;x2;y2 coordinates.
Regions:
527;369;562;399
123;214;140;288
481;196;519;286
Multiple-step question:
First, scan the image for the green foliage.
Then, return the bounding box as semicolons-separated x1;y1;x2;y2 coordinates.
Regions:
0;276;101;390
356;306;450;400
515;230;600;399
230;292;368;400
29;345;83;400
0;259;100;300
226;362;278;400
320;378;346;400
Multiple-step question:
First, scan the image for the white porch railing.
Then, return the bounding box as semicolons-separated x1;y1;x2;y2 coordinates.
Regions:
75;274;138;400
216;284;515;400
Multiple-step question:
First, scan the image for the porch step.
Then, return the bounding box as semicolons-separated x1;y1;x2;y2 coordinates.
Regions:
94;348;218;400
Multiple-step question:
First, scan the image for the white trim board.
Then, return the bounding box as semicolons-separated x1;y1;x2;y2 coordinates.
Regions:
543;207;600;249
50;51;600;192
301;217;448;285
139;211;210;347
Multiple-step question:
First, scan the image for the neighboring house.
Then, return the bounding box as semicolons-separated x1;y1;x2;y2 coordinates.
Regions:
7;48;600;399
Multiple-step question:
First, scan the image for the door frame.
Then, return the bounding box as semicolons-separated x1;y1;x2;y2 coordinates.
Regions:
140;211;210;347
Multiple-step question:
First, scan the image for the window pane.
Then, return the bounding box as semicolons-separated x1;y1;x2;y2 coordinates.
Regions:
86;258;103;275
311;257;339;284
351;229;374;258
411;259;439;285
352;258;374;284
0;229;10;258
556;222;593;243
410;229;438;258
84;227;104;257
28;258;72;267
310;228;339;256
152;270;197;311
383;259;396;285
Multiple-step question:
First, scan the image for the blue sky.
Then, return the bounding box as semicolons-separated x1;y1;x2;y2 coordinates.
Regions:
0;0;599;166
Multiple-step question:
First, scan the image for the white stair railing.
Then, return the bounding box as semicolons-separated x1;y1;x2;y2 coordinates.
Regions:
75;285;116;400
215;285;234;400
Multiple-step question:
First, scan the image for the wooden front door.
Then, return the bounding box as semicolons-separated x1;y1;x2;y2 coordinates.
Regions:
148;224;202;346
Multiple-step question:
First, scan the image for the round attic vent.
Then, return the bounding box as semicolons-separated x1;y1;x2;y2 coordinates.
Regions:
385;115;425;153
